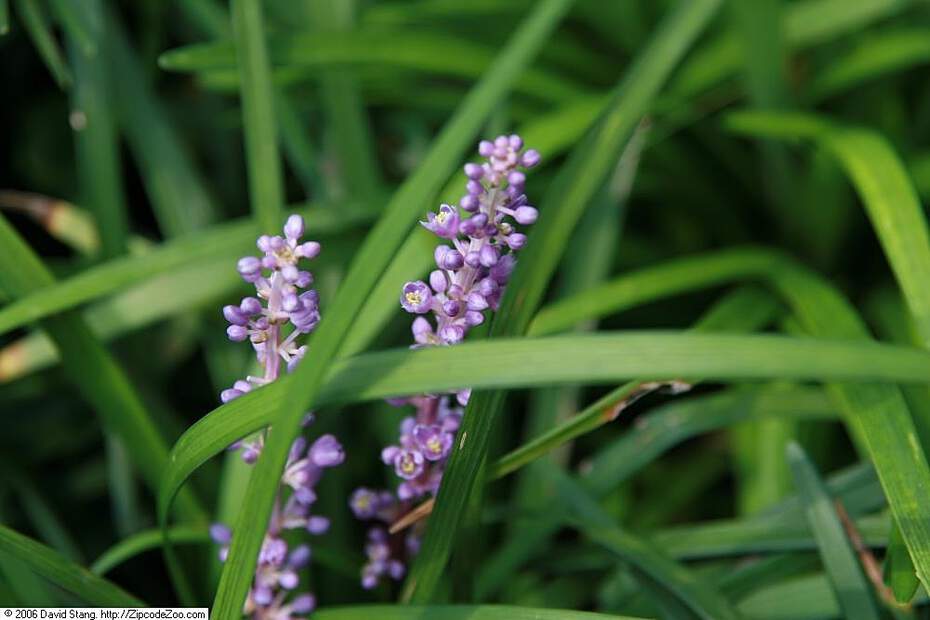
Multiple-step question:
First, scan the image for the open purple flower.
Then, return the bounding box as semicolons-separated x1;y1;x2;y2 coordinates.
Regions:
413;424;453;462
421;203;460;239
400;281;433;314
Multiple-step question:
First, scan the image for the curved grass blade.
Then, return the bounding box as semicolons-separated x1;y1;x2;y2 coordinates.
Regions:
0;252;240;382
313;606;639;620
885;524;920;603
669;0;912;99
531;247;930;590
493;286;782;478
159;31;586;103
0;200;375;338
0;190;100;256
863;288;925;604
656;513;888;561
306;0;382;199
90;526;209;575
9;475;84;562
156;331;930;575
405;0;725;602
808;28;930;101
728;112;930;595
475;383;835;601
0;525;143;606
786;442;882;620
0;0;7;35
107;13;218;237
201;1;579;615
231;0;283;232
530;246;783;336
548;464;741;620
0;215;204;523
15;0;72;89
724;111;930;346
67;0;128;259
48;0;96;56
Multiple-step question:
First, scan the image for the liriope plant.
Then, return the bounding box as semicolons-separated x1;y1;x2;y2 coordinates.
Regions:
7;1;930;620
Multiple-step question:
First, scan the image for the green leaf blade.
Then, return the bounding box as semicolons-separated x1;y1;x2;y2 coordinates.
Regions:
786;442;882;620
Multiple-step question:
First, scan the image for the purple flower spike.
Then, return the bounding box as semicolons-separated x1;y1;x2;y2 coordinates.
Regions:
401;281;433;314
213;214;343;614
354;134;540;590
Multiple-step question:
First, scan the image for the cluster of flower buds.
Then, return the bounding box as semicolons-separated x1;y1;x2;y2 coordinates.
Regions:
351;135;540;589
212;215;344;619
401;133;539;345
348;395;462;589
221;214;321;404
211;433;344;618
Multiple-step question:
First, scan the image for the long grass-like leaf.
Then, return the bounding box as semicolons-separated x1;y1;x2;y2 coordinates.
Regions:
0;201;375;338
90;527;209;575
530;247;783;336
231;0;284;231
156;330;930;561
0;525;143;606
107;14;218;237
48;0;96;56
726;111;930;346
669;0;912;98
533;246;930;591
0;252;240;382
0;215;204;522
202;1;578;615
548;465;741;619
493;286;781;478
406;0;724;601
15;0;72;89
67;0;127;259
809;28;930;101
786;442;882;619
159;31;585;103
313;606;639;620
